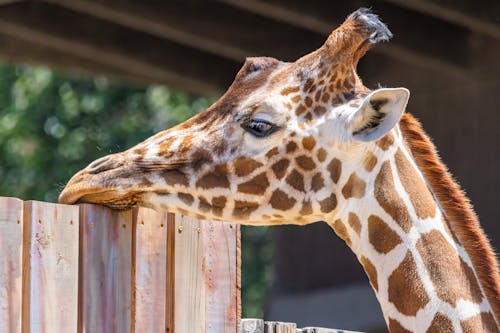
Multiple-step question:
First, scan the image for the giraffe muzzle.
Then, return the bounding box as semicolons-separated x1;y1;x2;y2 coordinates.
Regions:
59;153;139;208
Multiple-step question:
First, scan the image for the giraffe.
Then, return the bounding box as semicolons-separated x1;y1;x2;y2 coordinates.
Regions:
59;9;500;333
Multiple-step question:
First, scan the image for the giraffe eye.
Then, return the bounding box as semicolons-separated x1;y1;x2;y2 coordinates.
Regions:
242;119;278;138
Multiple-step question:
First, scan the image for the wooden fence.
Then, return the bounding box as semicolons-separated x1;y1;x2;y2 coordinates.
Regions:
0;196;240;333
240;319;361;333
1;196;365;333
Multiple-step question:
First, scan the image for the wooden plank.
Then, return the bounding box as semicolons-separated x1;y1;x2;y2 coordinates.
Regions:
264;321;296;333
171;215;204;332
0;2;240;96
203;221;239;332
0;32;160;88
171;215;239;333
22;200;79;333
131;207;168;333
46;0;324;63
79;204;132;333
241;319;264;333
383;0;500;40
0;197;23;333
220;0;470;78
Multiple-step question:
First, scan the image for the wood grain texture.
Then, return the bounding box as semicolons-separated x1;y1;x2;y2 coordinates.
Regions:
22;200;79;333
131;207;168;333
0;197;23;333
171;215;239;333
78;204;132;333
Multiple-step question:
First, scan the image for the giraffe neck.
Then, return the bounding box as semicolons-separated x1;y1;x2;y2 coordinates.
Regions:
330;127;498;332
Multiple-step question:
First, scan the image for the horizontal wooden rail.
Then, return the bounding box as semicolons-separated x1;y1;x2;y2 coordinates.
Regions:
0;196;240;333
241;319;363;333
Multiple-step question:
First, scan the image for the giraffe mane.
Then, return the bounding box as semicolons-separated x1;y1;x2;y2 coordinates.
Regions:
399;112;500;323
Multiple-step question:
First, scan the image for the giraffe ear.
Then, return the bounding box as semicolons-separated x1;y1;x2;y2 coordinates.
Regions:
350;88;409;142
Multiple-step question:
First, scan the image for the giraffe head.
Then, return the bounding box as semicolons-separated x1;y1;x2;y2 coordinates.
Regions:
59;9;409;225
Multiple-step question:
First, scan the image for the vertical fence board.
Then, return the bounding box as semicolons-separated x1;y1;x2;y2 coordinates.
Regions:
0;197;23;333
23;201;79;333
204;221;239;332
79;204;132;333
171;214;239;333
172;215;205;333
132;207;168;333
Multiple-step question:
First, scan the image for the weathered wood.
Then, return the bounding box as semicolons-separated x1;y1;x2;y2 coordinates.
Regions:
220;0;470;78
0;32;159;88
298;328;361;333
22;201;79;333
0;2;240;95
204;221;239;332
241;318;264;333
264;321;296;333
383;0;500;40
241;320;363;333
171;214;239;333
79;204;132;333
0;197;23;333
131;207;169;333
47;0;324;63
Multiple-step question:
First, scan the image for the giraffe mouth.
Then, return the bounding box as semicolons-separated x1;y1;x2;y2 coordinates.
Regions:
59;185;141;210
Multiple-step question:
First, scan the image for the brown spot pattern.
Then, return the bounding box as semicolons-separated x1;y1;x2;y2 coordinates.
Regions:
198;197;211;212
285;169;305;192
311;173;325;192
272;159;290;180
296;155;316;170
302;136;316;150
395;149;436;219
376;132;394;150
426;313;453;333
360;256;378;291
342;173;366;199
348;212;361;235
233;157;263;177
333;219;351;246
266;147;279;158
375;161;412;233
388;252;429;316
269;189;296;211
233;200;259;219
316;148;327;162
364;152;378;172
238;172;270;195
211;196;227;216
313;106;327;117
286;141;298;153
280;86;300;95
368;215;402;254
460;312;499;333
163;170;189;187
178;193;194;206
327;158;342;183
295;104;306;116
196;164;230;189
300;201;312;215
319;193;337;213
416;230;484;306
388;319;411;333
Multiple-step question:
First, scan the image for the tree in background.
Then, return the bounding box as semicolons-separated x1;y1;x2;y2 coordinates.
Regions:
0;62;272;317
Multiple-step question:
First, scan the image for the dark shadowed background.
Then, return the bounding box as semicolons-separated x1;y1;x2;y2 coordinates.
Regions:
0;1;498;332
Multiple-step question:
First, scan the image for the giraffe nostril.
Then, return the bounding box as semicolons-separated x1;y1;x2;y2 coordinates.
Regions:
86;155;118;174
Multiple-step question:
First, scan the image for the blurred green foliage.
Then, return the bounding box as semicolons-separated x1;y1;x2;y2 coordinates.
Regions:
0;62;273;317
